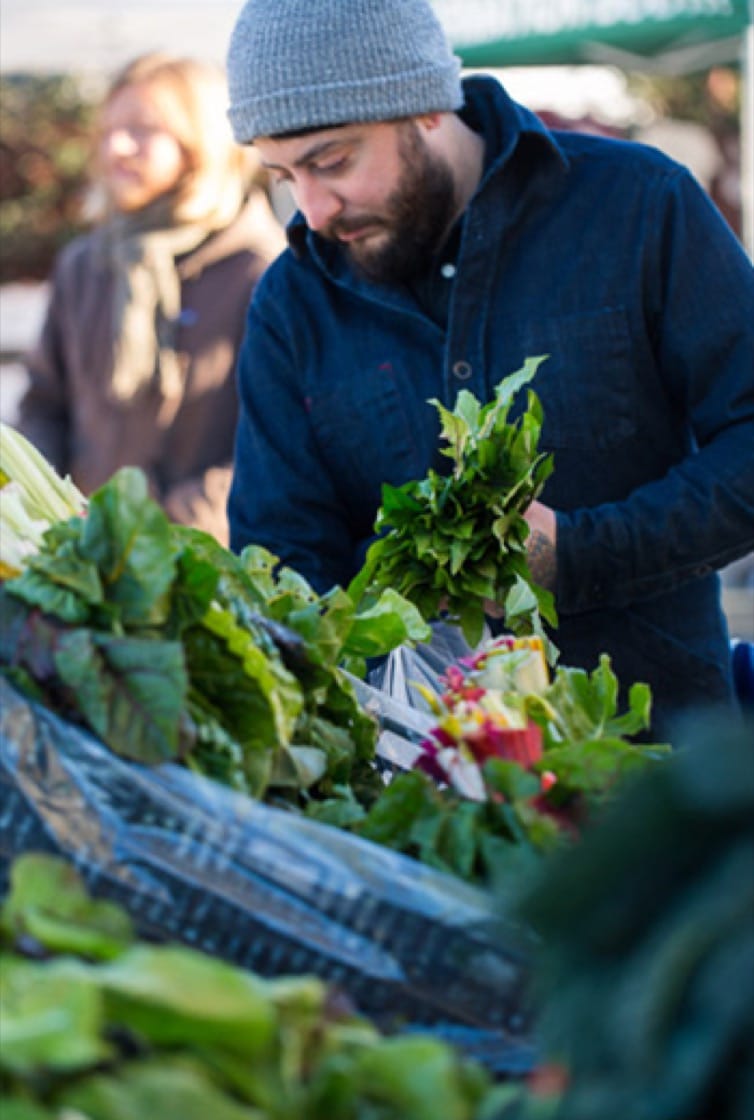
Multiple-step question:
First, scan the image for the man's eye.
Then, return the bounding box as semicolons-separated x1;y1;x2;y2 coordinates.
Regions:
315;158;347;175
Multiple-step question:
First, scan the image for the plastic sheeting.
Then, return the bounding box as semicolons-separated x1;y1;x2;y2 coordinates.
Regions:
0;674;537;1075
346;621;484;776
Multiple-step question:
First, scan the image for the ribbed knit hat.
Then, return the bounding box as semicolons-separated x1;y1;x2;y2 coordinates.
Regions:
226;0;464;142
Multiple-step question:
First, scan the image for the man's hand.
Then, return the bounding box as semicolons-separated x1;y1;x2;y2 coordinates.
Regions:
525;500;557;590
482;501;557;619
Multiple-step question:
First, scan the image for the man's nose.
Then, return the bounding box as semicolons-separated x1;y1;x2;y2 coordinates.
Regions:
295;178;343;232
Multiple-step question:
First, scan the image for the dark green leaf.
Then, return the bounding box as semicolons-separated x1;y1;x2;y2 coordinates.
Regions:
54;629;187;763
82;467;179;627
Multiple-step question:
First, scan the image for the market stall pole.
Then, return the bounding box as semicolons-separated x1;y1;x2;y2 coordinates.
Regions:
432;0;754;258
744;17;753;255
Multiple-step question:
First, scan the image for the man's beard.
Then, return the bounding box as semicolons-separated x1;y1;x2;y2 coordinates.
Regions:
325;122;458;285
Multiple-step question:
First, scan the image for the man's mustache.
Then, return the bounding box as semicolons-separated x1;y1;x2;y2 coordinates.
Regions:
325;215;385;240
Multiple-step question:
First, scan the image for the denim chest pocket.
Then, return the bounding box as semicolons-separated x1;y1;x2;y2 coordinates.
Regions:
305;363;431;499
516;308;638;452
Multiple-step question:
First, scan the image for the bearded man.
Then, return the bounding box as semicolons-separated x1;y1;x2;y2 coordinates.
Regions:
225;0;754;738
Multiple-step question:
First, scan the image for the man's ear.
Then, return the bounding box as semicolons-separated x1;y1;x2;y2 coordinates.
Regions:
416;111;443;132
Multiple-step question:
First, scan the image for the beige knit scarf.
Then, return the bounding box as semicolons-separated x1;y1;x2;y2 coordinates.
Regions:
101;196;215;403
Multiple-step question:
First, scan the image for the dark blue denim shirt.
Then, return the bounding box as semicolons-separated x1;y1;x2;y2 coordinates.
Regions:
229;76;754;737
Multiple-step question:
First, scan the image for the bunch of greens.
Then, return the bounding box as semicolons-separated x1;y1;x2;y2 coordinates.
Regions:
308;647;669;892
350;358;557;648
0;465;429;802
0;852;511;1120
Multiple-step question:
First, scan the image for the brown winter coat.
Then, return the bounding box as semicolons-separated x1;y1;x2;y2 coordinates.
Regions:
17;191;284;545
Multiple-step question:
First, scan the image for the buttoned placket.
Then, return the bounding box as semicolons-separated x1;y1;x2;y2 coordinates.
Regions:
443;197;502;402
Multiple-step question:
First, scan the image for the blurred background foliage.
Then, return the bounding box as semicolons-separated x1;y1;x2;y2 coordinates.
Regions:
627;67;740;125
0;73;99;284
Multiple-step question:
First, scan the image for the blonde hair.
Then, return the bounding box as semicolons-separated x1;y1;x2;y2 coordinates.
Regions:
97;52;265;227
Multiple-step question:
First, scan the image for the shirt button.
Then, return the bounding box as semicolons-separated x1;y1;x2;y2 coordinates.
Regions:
440;262;456;279
452;360;472;380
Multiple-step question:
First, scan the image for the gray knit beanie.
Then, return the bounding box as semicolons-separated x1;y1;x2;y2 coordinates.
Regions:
226;0;463;142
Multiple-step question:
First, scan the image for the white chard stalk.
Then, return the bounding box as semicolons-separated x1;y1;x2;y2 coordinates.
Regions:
0;422;87;522
0;481;48;576
0;423;87;575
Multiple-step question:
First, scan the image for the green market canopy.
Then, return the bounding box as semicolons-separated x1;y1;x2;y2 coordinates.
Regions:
432;0;751;74
432;0;754;257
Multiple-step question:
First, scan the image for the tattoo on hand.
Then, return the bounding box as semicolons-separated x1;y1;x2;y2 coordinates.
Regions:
528;529;557;591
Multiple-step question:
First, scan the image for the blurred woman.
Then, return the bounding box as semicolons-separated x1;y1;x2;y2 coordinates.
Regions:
17;52;285;544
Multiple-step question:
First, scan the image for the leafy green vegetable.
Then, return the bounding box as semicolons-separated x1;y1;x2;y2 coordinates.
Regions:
1;852;133;960
60;1058;261;1120
350;358;557;647
1;454;666;902
238;545;430;678
0;466;429;803
1;853;502;1120
0;1099;53;1120
1;957;111;1074
85;945;279;1054
311;648;669;889
350;1034;491;1120
513;715;754;1120
56;629;188;764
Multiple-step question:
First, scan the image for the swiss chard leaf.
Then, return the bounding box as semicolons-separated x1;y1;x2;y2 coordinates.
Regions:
184;604;303;793
5;518;101;624
54;629;188;764
82;467;180;628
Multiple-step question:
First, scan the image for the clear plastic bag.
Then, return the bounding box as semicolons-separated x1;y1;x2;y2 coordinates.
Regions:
345;622;484;776
367;620;483;713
